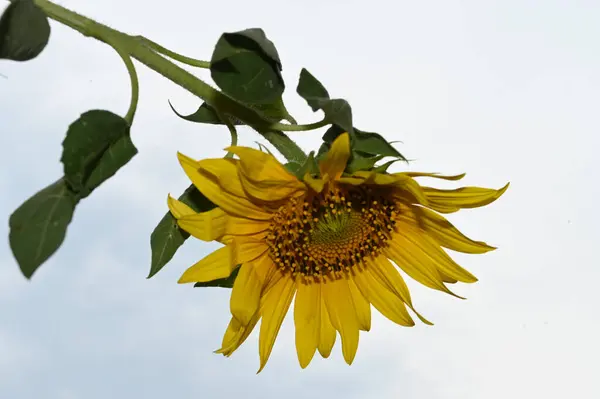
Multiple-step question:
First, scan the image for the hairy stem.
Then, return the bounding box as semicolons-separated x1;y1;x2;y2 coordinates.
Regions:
132;36;211;69
33;0;309;162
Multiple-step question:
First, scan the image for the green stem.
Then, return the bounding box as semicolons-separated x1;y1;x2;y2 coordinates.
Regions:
215;110;238;159
112;45;139;125
132;36;211;69
276;118;328;132
33;0;309;162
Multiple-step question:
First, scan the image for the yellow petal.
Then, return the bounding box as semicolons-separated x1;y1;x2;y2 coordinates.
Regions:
338;175;372;186
216;313;260;357
251;253;281;291
385;239;463;298
369;256;432;325
226;145;300;183
294;282;320;369
303;172;328;193
257;276;296;373
230;264;263;326
234;238;268;264
348;278;371;331
317;293;337;358
167;195;197;219
178;245;235;284
240;175;305;202
224;216;272;236
400;172;466;181
353;268;415;326
423;183;510;211
396;221;478;284
399;205;495;254
177;153;272;220
393;178;431;206
322;279;360;365
352;171;402;185
176;208;227;242
226;146;305;202
319;133;350;180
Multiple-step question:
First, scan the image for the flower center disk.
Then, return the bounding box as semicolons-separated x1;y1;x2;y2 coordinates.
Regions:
266;186;398;282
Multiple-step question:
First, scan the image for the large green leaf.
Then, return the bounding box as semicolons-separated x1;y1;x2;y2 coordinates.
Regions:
194;265;240;288
9;178;78;279
210;28;284;105
60;110;137;197
0;0;50;61
296;68;354;134
148;185;215;278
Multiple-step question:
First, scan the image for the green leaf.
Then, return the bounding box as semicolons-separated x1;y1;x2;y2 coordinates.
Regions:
346;153;384;173
194;265;240;288
256;142;274;155
319;124;347;158
316;142;330;160
0;0;50;62
322;125;407;163
9;178;78;279
295;151;320;178
296;68;354;134
210;28;284;104
60;110;137;197
169;97;296;126
169;100;243;125
284;161;302;174
251;97;297;124
148;185;215;278
354;129;407;160
372;159;402;173
296;68;330;111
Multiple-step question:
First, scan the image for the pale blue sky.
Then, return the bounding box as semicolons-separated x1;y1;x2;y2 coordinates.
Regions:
1;0;599;398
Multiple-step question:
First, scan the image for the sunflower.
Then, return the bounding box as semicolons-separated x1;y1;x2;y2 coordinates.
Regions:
167;132;508;372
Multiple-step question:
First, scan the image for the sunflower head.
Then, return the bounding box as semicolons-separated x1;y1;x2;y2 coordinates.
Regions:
168;132;508;372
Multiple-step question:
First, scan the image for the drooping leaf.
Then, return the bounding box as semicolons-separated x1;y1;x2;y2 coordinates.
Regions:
9;178;78;279
346;153;384;173
61;110;137;197
321;125;407;168
148;185;215;278
210;28;284;104
372;159;403;173
284;161;302;174
354;129;407;160
296;68;354;134
252;97;297;124
169;100;242;125
296;68;330;111
194;265;240;288
169;96;296;126
0;0;50;62
256;142;274;156
294;151;320;179
316;142;330;160
321;124;344;144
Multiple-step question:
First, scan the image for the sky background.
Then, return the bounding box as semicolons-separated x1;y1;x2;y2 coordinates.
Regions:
1;0;599;398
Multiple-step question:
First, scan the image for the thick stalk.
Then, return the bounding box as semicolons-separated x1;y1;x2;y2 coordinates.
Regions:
33;0;308;162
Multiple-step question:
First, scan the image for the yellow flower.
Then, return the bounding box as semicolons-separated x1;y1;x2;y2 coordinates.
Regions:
168;133;508;372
